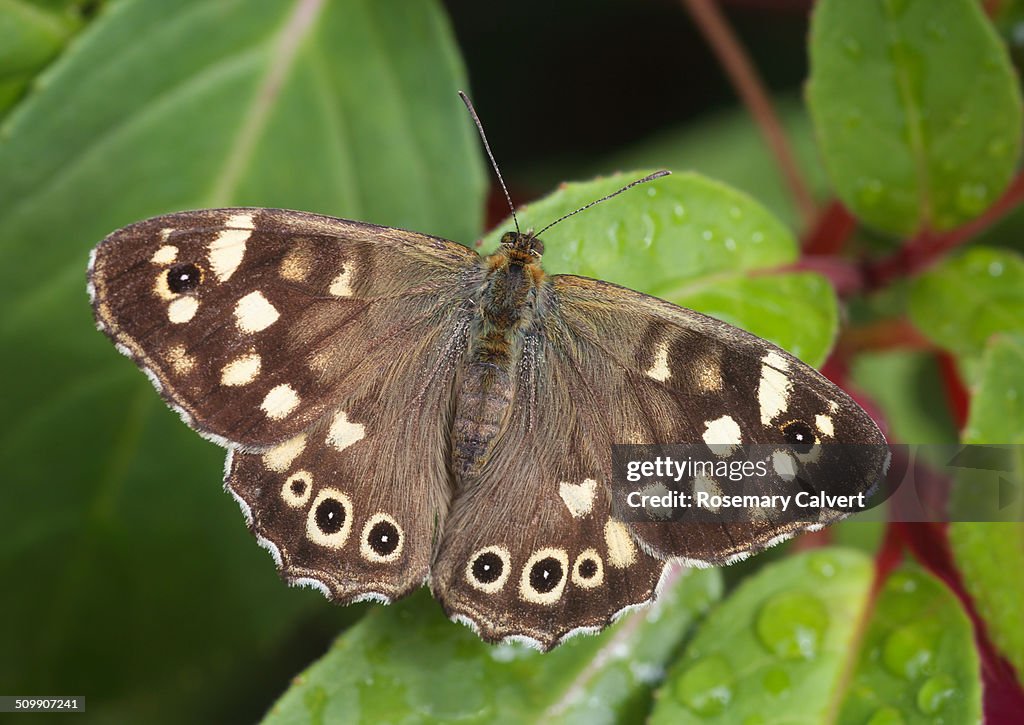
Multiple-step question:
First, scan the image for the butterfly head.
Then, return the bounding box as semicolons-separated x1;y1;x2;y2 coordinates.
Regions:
499;231;544;265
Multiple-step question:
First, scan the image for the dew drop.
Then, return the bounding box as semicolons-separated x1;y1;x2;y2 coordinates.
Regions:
724;237;737;252
674;655;733;716
640;212;656;249
728;205;743;220
882;623;937;679
807;552;837;579
842;37;862;59
673;203;687;220
856;178;884;207
755;592;829;660
1007;388;1019;403
988;260;1004;277
751;231;765;244
917;674;956;714
702;229;715;242
867;706;906;725
956;183;988;215
762;666;791;696
647;186;658;197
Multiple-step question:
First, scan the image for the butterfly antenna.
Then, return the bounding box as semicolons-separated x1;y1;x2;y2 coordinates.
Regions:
459;90;520;235
534;170;672;238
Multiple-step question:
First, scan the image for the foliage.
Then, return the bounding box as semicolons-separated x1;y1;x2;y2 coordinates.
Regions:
1;0;1022;721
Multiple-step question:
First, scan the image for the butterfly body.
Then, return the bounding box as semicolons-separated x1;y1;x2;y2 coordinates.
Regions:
88;206;887;650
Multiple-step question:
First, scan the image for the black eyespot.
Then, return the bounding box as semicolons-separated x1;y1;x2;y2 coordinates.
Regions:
368;520;400;556
782;420;816;454
315;498;346;534
167;262;202;294
529;556;564;593
290;479;306;496
472;552;503;584
578;558;598;579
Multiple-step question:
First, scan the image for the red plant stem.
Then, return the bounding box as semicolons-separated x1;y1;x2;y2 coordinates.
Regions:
680;0;818;229
802;199;859;255
866;170;1024;289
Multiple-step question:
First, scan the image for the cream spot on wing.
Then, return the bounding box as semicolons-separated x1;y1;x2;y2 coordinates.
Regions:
326;410;365;452
159;228;174;242
220;353;261;386
263;433;306;472
261;384;300;419
772;450;798;481
828;399;839;413
571;549;604;589
329;265;354;297
639;481;674;519
645;340;671;381
280;245;313;281
153;273;175;301
208;227;251;281
235;291;279;333
359;513;404;563
764;351;790;371
603;520;636;568
693;474;722;511
466;545;511;594
151;245;178;264
306;488;353;549
703;415;742;456
816;414;835;438
165;344;195;375
167;296;198;323
282;471;313;507
758;358;791;426
558;478;597;518
519;547;569;605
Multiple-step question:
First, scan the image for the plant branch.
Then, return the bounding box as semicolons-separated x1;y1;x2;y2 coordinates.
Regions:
681;0;818;229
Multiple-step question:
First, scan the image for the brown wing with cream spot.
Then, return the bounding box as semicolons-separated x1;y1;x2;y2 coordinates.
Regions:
90;207;483;602
547;274;889;564
89;207;482;447
430;333;669;650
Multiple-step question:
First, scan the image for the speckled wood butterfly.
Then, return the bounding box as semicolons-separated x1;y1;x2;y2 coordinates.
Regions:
87;94;887;649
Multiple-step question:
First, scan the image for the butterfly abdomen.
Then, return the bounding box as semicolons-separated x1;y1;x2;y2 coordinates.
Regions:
450;251;545;481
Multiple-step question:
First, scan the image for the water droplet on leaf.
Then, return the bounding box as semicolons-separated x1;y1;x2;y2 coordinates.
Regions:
882;623;937;679
675;655;733;716
917;674;956;714
755;592;829;660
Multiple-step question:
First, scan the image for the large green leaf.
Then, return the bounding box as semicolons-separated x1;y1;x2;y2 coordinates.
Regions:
908;247;1024;379
265;568;722;724
482;172;837;367
651;549;874;723
0;0;483;721
651;552;981;723
839;567;982;723
808;0;1023;235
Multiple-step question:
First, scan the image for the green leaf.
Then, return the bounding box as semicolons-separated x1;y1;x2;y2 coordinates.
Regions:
908;247;1024;378
264;568;723;724
651;548;874;723
807;0;1023;235
962;333;1024;445
949;523;1024;688
838;567;982;723
482;172;837;367
0;0;482;720
0;0;85;116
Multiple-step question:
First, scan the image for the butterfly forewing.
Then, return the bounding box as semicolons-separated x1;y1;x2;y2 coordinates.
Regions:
89;208;481;447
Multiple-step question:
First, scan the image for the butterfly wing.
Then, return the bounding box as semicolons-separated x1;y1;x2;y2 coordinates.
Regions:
430;331;671;650
89;208;483;601
547;275;889;564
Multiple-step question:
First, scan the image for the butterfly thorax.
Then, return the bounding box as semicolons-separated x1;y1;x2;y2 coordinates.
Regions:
451;232;548;482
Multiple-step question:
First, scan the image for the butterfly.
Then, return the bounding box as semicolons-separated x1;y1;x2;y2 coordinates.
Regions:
87;93;888;650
